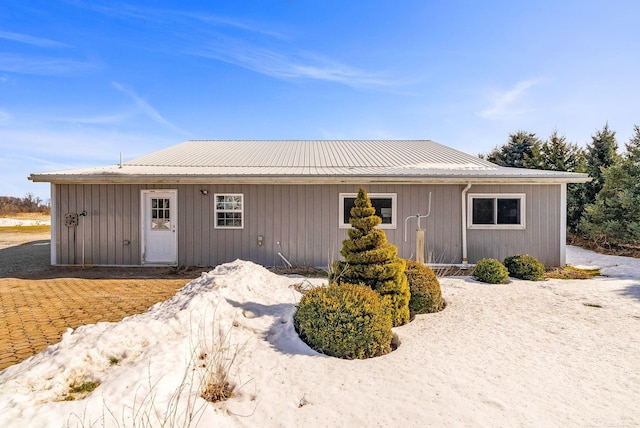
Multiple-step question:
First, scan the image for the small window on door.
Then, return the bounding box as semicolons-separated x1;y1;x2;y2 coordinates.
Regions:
214;194;244;229
150;198;171;230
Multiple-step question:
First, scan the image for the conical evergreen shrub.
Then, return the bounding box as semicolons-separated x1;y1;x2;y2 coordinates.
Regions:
330;187;410;326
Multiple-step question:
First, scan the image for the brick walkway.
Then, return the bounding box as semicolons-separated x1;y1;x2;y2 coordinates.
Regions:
0;277;190;371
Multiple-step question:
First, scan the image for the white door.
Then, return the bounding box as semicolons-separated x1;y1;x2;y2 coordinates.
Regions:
141;190;177;265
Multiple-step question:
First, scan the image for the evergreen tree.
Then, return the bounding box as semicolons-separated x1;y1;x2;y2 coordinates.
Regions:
484;130;542;169
539;130;587;233
330;187;410;327
579;125;640;245
566;183;588;234
583;123;619;204
625;124;640;162
540;130;585;172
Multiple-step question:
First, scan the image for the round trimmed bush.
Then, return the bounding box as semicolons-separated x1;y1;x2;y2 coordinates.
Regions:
404;260;444;314
473;258;509;284
293;282;393;359
503;254;546;281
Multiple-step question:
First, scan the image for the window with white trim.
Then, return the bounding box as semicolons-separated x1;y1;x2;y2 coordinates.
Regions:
214;194;244;229
468;193;525;229
339;193;397;229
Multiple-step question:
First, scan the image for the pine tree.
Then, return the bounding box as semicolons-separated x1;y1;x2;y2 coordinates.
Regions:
583;123;619;203
625;124;640;163
330;187;410;327
540;130;585;172
484;130;542;168
575;123;620;238
579;125;640;245
539;130;587;233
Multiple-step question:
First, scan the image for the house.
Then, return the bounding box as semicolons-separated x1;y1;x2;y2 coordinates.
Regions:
29;140;589;268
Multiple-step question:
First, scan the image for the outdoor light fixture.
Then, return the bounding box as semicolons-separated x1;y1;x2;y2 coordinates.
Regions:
200;189;208;196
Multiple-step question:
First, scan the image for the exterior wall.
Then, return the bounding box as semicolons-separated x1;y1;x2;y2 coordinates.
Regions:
53;182;564;267
53;183;462;266
466;184;562;267
53;184;157;265
177;183;462;268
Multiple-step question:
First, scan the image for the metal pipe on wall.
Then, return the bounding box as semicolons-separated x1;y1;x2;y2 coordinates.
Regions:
461;182;472;264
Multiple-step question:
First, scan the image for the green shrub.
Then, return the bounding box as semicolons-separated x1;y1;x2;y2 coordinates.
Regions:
330;187;410;326
472;258;509;284
293;282;393;359
503;254;546;281
404;260;444;314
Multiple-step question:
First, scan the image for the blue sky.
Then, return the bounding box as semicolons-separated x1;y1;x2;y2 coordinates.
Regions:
1;0;639;199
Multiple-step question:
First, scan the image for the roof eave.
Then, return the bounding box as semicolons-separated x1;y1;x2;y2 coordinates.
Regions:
29;173;591;185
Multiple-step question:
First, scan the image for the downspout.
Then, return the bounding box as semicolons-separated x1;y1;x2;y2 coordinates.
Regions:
50;183;57;265
560;183;567;266
461;182;472;265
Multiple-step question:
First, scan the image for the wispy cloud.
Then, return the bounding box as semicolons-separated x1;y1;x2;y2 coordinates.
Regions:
61;0;154;22
182;12;288;39
0;30;71;48
0;53;97;75
68;1;400;89
111;82;191;136
67;1;287;38
187;41;398;88
0;125;174;163
59;109;137;125
49;83;191;133
0;128;124;165
478;79;543;119
0;110;11;124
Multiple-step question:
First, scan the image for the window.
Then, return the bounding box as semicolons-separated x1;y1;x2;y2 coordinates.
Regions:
150;198;171;230
339;193;397;229
468;193;525;229
214;194;244;229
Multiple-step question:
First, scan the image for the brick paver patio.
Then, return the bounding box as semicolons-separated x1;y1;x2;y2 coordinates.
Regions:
0;277;190;371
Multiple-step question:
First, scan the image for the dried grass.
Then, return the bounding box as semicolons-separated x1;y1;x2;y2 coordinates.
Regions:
194;308;244;404
545;266;600;280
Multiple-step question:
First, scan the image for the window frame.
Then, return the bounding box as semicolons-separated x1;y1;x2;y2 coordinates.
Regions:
339;192;397;229
214;193;244;229
467;193;526;230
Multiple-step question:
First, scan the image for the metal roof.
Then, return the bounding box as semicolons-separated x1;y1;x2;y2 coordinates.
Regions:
29;140;590;184
127;140;495;169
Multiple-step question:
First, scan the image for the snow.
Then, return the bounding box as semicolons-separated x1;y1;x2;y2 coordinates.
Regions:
1;247;638;427
0;218;51;226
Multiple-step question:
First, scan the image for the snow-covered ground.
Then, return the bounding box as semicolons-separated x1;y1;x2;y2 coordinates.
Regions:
0;217;51;226
0;246;638;427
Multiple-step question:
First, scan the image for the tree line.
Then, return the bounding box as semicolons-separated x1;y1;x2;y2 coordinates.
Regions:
481;124;640;248
0;194;51;216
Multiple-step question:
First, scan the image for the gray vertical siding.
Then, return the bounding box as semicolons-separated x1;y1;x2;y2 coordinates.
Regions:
466;184;562;267
54;184;163;265
53;182;564;267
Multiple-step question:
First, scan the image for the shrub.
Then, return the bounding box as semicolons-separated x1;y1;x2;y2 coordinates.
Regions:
404;260;444;314
503;254;546;281
473;258;509;284
293;282;393;359
330;187;410;326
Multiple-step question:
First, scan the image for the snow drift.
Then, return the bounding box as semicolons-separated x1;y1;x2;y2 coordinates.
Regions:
0;247;638;427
